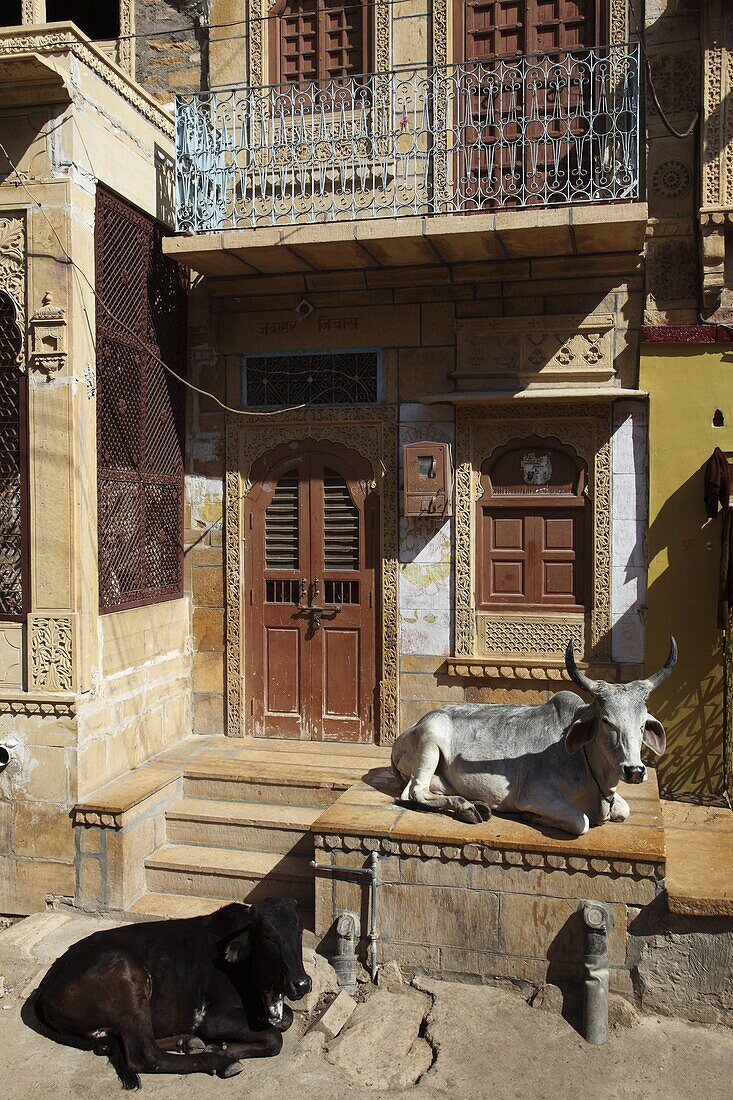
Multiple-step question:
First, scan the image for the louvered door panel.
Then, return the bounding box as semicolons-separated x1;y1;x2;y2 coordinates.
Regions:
323;468;359;570
265;471;299;572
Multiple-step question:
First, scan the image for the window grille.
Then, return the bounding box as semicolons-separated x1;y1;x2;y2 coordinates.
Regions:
95;187;187;613
0;291;26;620
242;351;378;408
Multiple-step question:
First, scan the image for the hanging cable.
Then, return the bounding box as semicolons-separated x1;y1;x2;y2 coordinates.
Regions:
0;139;306;417
628;0;699;140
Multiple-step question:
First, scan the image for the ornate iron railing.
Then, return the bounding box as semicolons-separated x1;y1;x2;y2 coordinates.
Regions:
176;44;641;234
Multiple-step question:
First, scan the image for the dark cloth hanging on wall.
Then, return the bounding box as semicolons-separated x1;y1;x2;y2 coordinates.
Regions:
704;447;733;629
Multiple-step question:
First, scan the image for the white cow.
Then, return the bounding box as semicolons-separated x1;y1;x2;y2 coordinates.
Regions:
391;639;677;836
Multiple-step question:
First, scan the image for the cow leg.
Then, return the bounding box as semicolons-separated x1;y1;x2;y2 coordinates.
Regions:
199;1007;284;1060
401;742;490;824
515;788;590;836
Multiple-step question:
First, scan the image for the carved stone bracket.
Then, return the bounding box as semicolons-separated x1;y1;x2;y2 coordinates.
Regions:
454;404;612;664
29;616;74;692
29;291;67;378
225;407;399;744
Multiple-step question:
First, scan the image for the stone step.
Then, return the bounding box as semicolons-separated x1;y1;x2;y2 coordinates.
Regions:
183;759;361;806
166;797;320;855
127;892;232;922
145;844;314;910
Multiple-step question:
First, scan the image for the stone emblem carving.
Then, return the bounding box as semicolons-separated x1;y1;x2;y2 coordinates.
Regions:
29;291;66;378
652;159;692;200
521;452;552;486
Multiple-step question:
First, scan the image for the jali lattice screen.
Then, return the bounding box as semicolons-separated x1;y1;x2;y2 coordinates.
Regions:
95;187;187;612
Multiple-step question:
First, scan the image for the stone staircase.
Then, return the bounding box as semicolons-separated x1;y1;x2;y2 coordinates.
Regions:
74;737;390;925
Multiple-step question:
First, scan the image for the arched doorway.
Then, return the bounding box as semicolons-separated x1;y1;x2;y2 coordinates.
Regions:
245;439;378;743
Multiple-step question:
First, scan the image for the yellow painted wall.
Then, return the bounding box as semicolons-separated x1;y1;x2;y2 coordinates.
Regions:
641;345;733;800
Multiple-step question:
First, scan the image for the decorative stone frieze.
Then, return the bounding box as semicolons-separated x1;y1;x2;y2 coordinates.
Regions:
481;614;584;659
0;27;172;137
72;808;122;829
313;832;664;884
0;696;76;717
455;314;616;388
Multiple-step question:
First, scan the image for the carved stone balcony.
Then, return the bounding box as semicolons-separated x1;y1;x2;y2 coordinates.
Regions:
168;45;647;275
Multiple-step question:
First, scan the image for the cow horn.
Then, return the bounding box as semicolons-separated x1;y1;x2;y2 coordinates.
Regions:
565;640;601;694
643;636;678;695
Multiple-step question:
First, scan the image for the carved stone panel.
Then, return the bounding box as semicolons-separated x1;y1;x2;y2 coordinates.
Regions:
29;615;74;692
456;314;616;389
0;623;23;690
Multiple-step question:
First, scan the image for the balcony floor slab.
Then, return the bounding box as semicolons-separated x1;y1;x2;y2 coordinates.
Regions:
164;203;648;277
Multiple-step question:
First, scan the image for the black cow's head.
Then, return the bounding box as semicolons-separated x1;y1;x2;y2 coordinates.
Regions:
564;637;677;784
224;897;311;1028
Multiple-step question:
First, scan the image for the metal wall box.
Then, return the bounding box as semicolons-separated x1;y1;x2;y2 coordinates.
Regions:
403;442;453;517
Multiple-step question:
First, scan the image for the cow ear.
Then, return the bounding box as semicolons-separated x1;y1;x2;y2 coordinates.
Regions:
224;912;256;964
643;716;666;756
565;709;597;754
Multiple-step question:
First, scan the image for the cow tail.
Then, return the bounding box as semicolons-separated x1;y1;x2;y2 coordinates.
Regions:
99;1035;141;1092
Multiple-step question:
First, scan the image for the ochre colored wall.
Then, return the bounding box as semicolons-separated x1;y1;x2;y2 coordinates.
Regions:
641;346;733;800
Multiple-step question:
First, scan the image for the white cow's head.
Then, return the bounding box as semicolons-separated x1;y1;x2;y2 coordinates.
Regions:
563;638;677;784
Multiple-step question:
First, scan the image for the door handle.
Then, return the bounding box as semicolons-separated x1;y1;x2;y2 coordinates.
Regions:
297;604;342;630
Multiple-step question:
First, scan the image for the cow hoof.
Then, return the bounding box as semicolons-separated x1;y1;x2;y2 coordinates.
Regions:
185;1038;206;1054
456;803;484;825
219;1060;244;1079
474;801;492;821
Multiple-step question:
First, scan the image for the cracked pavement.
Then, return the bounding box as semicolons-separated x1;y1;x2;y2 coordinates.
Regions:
1;912;732;1099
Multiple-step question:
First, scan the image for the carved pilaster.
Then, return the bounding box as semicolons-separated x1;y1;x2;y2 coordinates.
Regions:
21;0;45;24
0;217;26;348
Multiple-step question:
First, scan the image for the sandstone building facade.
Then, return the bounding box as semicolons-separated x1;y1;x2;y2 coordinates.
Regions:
0;2;729;936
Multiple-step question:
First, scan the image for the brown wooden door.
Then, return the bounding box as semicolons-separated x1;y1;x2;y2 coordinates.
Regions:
246;443;377;743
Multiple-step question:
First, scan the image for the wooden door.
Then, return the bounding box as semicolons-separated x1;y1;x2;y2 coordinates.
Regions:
246;443;377;743
455;1;600;209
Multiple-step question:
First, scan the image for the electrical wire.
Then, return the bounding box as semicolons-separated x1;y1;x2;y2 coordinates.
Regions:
628;0;699;140
0;139;307;417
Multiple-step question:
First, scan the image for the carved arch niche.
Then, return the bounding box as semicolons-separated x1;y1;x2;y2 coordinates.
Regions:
454;404;612;669
225;406;399;743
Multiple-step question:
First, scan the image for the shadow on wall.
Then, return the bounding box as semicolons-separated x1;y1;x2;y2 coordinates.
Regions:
646;459;725;803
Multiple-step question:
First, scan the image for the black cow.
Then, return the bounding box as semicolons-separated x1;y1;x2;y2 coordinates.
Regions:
34;897;311;1089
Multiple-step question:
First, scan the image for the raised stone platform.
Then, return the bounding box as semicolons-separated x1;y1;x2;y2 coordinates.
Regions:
312;768;666;995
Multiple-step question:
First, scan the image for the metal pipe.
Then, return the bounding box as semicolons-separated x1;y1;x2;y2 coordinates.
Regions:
311;853;382;981
581;901;614;1045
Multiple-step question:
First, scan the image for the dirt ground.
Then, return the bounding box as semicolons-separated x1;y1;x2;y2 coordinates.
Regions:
1;912;732;1100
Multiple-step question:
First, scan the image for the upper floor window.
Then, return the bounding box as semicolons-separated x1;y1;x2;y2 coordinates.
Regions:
272;0;370;85
457;0;598;61
0;3;23;28
476;438;588;612
45;2;120;41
